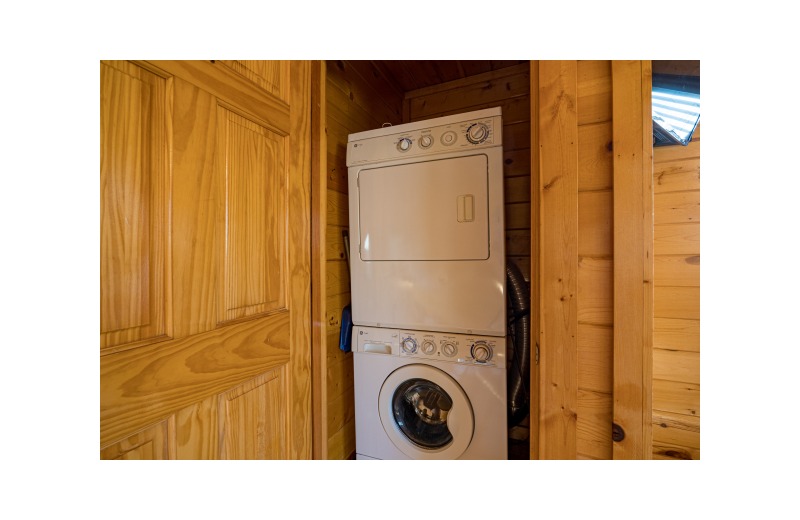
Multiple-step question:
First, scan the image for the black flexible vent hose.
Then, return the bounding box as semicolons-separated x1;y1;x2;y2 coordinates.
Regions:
507;261;531;428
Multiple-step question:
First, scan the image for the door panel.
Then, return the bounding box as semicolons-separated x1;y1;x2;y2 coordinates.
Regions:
100;60;170;353
100;420;170;460
216;107;287;324
218;60;288;101
101;61;311;459
220;368;287;459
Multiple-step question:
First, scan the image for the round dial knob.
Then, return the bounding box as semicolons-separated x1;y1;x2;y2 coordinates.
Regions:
419;135;433;148
442;342;457;357
397;138;411;151
467;124;488;144
422;340;436;355
471;342;492;362
401;337;417;354
441;131;457;145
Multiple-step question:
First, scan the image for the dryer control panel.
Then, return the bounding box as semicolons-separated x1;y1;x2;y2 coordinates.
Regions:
354;325;506;368
347;114;502;167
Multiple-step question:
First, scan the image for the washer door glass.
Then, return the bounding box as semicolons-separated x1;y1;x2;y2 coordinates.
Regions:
391;378;454;449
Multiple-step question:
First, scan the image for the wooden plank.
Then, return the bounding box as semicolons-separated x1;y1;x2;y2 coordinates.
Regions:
653;349;700;384
327;417;356;460
504;149;532;179
176;395;218;459
578;121;613;191
577;323;613;394
410;95;531;125
326;77;381;133
653;441;699;460
172;78;217;339
327;188;349;227
380;61;419;92
653;379;700;417
578;190;613;256
655;191;700;224
577;60;612;125
653;410;699;449
655;255;700;286
287;61;313;459
529;60;541;461
506;229;531;256
539;60;579;459
326;260;351;297
326;292;351;335
327;386;356;438
461;60;493;77
325;115;350;159
505;203;531;230
345;60;405;120
655;287;700;320
504;121;532;152
326;151;348;194
326;330;352;368
311;61;328;460
326;225;349;261
653;140;700;163
406;62;529;99
505;175;531;204
326;60;402;126
431;60;462;83
654;318;700;352
654;158;700;193
327;357;355;403
403;60;444;89
578;257;613;326
409;71;530;121
652;60;700;76
654;223;700;255
611;60;652;459
641;59;655;458
101;313;291;448
370;60;406;99
577;389;613;460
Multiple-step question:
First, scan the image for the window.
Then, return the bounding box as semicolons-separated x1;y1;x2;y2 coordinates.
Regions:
653;73;700;146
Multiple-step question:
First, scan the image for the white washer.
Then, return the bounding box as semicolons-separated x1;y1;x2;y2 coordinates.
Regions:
346;108;505;337
353;326;507;460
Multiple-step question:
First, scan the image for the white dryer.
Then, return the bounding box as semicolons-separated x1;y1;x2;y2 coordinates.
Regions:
346;107;506;337
353;326;507;460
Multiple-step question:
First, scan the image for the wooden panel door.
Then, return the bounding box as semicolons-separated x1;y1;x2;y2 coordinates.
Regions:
100;60;311;459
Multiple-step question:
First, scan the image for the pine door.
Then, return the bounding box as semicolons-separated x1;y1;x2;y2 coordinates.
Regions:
100;60;312;459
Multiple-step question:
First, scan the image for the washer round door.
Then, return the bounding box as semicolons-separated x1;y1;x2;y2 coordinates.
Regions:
378;364;474;460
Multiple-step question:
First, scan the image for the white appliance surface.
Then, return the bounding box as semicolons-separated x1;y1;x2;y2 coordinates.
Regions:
346;107;506;337
353;326;508;460
358;155;489;261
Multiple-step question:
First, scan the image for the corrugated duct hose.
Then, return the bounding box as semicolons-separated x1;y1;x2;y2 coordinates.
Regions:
506;261;531;428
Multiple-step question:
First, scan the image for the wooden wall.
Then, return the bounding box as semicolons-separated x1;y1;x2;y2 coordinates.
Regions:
652;124;700;460
324;61;403;459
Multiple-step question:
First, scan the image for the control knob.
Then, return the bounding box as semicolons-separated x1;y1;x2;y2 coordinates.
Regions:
419;135;433;148
471;341;493;362
466;123;489;144
397;138;411;151
401;337;418;354
442;342;457;357
422;340;436;355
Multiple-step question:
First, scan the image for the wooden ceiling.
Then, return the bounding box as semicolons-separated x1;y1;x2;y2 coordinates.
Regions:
374;61;528;93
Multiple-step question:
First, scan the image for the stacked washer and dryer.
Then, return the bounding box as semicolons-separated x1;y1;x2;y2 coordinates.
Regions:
346;107;508;460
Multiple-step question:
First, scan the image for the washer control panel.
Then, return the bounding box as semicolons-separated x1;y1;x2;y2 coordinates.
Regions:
354;325;505;367
347;114;501;166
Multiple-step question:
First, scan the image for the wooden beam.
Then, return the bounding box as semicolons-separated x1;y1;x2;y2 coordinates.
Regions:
611;60;654;459
538;60;579;459
310;61;328;460
529;60;541;460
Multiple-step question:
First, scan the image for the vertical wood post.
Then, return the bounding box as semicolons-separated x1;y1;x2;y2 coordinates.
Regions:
611;60;654;459
538;60;579;459
310;60;328;460
529;60;541;461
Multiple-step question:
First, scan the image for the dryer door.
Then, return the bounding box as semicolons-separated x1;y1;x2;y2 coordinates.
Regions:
378;364;474;460
358;155;489;261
